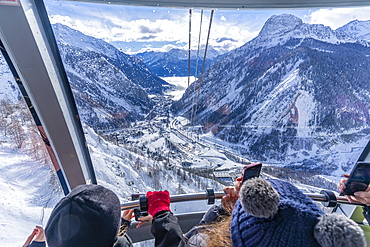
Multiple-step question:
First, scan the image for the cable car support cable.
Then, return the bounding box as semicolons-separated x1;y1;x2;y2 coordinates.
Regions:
192;10;214;132
187;9;192;135
190;9;204;134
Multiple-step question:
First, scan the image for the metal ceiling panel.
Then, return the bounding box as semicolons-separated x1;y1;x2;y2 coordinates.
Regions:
63;0;370;9
0;0;97;192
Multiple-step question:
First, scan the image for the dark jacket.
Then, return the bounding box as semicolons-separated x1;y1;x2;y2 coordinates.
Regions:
151;205;227;247
151;211;186;247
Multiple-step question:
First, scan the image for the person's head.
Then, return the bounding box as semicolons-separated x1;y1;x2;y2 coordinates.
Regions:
45;184;121;247
230;178;366;247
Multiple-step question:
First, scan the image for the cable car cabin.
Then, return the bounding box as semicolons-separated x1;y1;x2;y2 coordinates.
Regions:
0;0;370;245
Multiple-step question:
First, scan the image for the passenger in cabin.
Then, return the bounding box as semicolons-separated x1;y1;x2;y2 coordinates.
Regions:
231;177;366;247
144;188;238;247
149;176;366;247
24;184;134;247
23;179;366;247
145;190;186;246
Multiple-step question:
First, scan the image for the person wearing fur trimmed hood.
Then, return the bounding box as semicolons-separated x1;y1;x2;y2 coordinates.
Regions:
232;177;366;247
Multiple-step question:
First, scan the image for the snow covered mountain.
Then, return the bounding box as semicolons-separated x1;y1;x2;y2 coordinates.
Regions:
52;23;169;129
172;14;370;175
135;47;226;77
256;14;356;48
337;19;370;42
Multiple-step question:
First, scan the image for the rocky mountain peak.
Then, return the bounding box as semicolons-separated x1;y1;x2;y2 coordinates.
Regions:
337;19;370;41
251;14;356;49
259;14;303;38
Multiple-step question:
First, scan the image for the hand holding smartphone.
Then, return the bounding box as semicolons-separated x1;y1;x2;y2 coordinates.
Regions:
241;162;262;185
131;194;149;221
342;162;370;195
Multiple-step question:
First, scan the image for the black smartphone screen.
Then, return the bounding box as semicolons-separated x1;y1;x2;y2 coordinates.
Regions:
343;162;370;195
131;194;144;221
242;162;262;184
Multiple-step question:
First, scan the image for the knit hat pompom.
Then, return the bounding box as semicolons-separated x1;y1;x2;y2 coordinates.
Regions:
314;214;366;247
240;177;280;218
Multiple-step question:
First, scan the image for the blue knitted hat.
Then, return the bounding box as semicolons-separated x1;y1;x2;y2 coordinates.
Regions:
230;178;323;247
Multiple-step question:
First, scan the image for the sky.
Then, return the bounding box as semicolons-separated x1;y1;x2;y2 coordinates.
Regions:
44;1;370;54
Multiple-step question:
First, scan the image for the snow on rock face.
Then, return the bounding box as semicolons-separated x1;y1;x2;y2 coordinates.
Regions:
256;14;355;48
337;19;370;41
259;14;303;38
50;23;170;129
53;23;119;60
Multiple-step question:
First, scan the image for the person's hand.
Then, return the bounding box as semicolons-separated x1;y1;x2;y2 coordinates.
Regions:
221;187;239;213
337;175;349;193
122;209;135;221
338;175;355;203
137;214;153;228
22;228;37;247
338;175;370;205
33;226;45;242
352;189;370;206
234;176;243;196
22;226;45;247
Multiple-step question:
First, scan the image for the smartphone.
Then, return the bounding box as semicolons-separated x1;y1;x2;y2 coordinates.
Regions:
131;194;148;221
343;162;370;195
241;162;262;184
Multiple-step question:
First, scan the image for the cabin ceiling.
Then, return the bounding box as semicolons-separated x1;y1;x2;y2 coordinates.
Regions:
64;0;370;9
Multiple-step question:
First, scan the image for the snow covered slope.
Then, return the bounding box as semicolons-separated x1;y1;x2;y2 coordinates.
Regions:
338;19;370;42
0;139;63;246
0;54;21;101
0;119;224;246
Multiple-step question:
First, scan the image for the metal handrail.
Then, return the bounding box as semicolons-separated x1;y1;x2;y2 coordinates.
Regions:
121;191;366;210
305;193;366;206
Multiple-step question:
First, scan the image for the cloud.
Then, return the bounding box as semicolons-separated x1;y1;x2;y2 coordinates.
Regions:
139;25;163;34
308;7;370;29
46;4;260;53
138;35;158;40
216;37;237;43
136;43;186;53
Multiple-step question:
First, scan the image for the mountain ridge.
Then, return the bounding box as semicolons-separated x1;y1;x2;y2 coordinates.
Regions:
135;46;226;77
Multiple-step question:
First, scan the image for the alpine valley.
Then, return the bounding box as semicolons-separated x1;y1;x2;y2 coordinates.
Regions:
1;14;370;177
3;11;370;247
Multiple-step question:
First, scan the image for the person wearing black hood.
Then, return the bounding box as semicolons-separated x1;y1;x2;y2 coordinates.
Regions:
24;184;188;247
25;184;134;247
24;184;189;247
